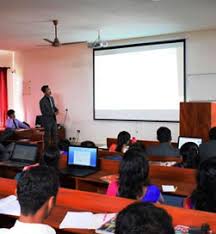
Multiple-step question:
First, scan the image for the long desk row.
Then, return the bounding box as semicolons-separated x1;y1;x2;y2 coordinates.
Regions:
98;149;182;163
0;177;215;233
0;152;196;197
106;137;178;149
0;127;65;148
58;155;197;197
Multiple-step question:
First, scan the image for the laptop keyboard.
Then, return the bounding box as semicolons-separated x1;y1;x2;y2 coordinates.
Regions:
3;161;30;167
61;168;97;177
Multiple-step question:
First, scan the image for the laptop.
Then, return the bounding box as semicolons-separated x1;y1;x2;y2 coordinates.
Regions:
178;136;203;149
61;145;98;177
0;143;38;167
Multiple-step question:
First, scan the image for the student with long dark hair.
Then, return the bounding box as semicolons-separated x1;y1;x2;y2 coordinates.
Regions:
107;149;162;203
174;142;199;169
184;157;216;212
42;145;60;169
109;131;131;153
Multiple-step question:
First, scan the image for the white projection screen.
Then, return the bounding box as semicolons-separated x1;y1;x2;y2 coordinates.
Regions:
93;40;185;122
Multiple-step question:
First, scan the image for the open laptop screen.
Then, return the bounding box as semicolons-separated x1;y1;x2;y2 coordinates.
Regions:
68;146;97;168
12;144;38;162
178;136;202;149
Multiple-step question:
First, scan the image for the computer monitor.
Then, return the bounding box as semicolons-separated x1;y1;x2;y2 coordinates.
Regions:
67;146;98;168
35;115;43;127
178;136;203;149
11;144;38;162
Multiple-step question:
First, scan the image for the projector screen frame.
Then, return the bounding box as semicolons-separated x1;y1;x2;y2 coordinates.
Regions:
93;39;186;123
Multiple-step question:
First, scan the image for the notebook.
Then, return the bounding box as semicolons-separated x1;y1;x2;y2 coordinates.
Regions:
96;216;116;234
61;145;98;177
0;143;38;167
59;211;116;229
177;136;202;149
0;195;20;216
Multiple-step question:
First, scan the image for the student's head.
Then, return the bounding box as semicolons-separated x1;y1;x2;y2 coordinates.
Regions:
118;149;149;199
41;85;51;96
129;142;146;153
157;127;171;143
7;109;15;119
43;145;60;169
116;131;131;153
209;127;216;140
180;142;199;168
115;202;175;234
191;157;216;212
80;140;97;148
17;166;59;219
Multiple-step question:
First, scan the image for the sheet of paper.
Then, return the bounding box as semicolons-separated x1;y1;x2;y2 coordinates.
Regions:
162;185;177;192
93;213;116;228
0;195;20;216
59;211;116;229
60;212;94;229
159;162;177;167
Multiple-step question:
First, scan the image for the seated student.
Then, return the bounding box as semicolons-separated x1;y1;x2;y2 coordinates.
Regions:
0;166;59;234
106;149;162;203
146;127;179;157
15;146;60;181
129;142;146;154
42;145;60;170
109;131;131;153
6;109;30;129
0;142;15;161
199;127;216;163
174;142;199;169
58;139;70;152
115;202;175;234
184;157;216;212
80;140;97;148
0;128;15;143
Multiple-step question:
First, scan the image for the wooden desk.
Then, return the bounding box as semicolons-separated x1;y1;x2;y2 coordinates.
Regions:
0;153;195;197
0;177;132;233
107;137;178;148
36;127;66;141
98;149;182;163
0;127;66;147
58;157;196;197
98;149;123;158
74;171;195;197
0;128;43;141
0;177;216;233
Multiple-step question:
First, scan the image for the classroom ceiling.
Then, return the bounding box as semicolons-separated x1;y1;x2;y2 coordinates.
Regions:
1;0;216;50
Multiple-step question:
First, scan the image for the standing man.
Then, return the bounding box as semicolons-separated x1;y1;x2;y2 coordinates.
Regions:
40;85;58;149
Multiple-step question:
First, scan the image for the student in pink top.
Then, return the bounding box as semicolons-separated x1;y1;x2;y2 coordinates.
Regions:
109;131;131;153
107;149;163;203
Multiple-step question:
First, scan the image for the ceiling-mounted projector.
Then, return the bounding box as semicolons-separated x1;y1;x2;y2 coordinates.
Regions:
88;30;108;48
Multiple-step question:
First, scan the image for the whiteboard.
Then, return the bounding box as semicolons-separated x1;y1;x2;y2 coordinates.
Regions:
186;73;216;101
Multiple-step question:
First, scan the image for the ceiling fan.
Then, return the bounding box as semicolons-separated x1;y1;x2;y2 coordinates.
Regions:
88;30;109;48
43;20;86;47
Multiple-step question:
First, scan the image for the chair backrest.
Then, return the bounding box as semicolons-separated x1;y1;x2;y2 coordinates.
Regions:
148;155;182;162
107;137;177;148
98;149;124;158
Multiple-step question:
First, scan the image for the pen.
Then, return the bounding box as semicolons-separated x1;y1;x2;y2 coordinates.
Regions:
103;213;107;222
